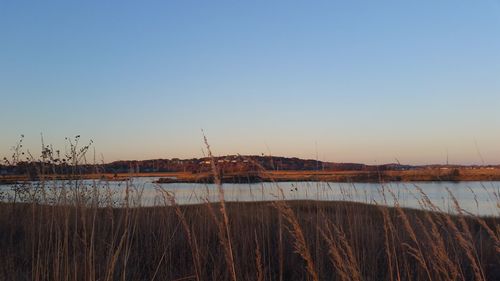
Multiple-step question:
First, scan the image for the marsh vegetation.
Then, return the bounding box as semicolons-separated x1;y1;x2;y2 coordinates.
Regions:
0;137;499;280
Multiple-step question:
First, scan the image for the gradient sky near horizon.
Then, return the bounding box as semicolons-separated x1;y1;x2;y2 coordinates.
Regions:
1;0;500;165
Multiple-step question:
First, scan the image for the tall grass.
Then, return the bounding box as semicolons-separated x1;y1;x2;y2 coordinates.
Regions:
0;137;499;280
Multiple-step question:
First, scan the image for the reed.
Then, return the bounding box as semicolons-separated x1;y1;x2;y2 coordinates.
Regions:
0;137;499;280
272;199;319;281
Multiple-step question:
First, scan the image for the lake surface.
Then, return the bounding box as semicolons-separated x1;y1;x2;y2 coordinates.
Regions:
1;177;499;216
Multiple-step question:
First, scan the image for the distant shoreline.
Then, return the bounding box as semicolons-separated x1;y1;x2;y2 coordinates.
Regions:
2;167;500;184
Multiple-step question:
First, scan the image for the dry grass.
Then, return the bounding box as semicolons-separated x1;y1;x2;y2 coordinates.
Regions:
1;137;499;280
1;198;499;281
4;167;500;184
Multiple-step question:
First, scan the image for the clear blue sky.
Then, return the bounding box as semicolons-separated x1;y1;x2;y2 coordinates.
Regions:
1;0;499;165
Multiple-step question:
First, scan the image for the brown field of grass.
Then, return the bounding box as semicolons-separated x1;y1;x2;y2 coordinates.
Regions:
265;167;500;182
1;198;498;281
3;167;500;184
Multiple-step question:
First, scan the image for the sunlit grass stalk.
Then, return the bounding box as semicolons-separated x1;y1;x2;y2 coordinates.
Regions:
204;133;238;281
254;231;264;281
389;190;433;281
162;189;201;281
446;188;486;281
273;199;319;281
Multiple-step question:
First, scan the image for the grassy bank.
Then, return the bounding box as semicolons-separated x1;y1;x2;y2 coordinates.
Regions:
3;167;500;184
1;198;499;280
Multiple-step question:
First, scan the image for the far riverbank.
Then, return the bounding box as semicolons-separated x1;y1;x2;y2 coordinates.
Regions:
2;167;500;184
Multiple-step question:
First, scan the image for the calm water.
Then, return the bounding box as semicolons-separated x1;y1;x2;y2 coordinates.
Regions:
1;178;499;216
